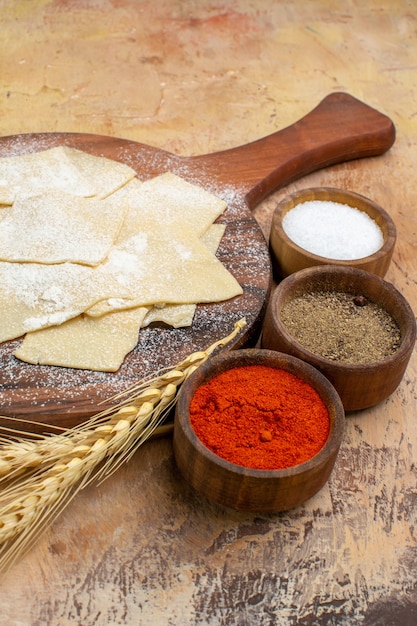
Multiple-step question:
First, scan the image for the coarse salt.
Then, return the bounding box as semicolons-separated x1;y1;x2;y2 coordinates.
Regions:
282;200;384;260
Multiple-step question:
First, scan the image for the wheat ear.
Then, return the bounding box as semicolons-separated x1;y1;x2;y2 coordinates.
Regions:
0;318;246;573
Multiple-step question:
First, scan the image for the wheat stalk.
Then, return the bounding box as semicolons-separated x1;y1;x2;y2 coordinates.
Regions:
0;318;246;573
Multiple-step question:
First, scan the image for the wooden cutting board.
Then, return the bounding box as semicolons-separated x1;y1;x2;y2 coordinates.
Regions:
0;92;394;433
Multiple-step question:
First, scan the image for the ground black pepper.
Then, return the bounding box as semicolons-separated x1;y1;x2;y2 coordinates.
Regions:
280;290;401;364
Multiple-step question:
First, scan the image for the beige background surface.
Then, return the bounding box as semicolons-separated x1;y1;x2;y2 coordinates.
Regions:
0;1;416;625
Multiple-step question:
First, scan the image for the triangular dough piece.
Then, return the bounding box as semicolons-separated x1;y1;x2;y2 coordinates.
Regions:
59;146;137;198
141;223;226;329
141;303;196;329
0;260;133;342
128;172;227;236
14;307;148;372
86;217;242;317
0;146;137;201
0;189;129;265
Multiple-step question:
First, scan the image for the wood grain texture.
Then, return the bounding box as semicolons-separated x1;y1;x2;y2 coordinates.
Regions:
187;92;395;208
0;1;416;624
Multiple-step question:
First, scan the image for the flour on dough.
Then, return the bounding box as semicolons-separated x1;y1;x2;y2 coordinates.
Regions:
3;148;242;372
128;172;227;236
0;260;132;342
15;307;148;372
0;189;129;265
141;223;226;328
0;145;136;200
86;217;241;317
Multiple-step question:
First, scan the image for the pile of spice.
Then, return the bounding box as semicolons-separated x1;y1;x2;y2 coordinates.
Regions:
280;290;401;364
189;364;330;470
282;200;384;260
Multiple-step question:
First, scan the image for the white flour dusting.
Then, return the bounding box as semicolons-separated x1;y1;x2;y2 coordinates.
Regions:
0;136;271;421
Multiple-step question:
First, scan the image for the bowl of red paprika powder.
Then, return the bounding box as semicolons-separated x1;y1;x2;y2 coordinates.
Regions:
173;349;345;513
261;265;416;411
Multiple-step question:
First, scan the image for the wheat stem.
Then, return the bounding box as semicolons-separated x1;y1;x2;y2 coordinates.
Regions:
0;318;246;572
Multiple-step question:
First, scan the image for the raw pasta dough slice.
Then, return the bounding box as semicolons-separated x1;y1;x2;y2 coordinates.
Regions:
0;260;133;342
141;303;195;329
14;307;149;372
0;146;137;201
141;223;226;329
128;172;226;236
86;217;242;317
58;146;138;198
0;189;129;265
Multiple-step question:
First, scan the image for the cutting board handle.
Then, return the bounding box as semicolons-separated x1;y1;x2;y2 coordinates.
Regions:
190;92;395;209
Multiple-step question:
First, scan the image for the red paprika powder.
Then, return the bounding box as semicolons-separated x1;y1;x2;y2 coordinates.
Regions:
189;364;330;470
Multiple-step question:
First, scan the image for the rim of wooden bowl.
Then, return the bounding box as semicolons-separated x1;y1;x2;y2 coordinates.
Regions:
261;265;416;411
173;348;345;512
265;265;416;374
269;187;397;278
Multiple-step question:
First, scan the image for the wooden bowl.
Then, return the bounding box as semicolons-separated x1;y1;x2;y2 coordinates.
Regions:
173;349;345;513
269;187;396;278
261;265;416;411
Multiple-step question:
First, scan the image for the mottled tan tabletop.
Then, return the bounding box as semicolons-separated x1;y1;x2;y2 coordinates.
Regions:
0;2;416;625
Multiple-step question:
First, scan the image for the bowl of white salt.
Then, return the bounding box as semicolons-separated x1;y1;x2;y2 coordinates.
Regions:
269;187;396;278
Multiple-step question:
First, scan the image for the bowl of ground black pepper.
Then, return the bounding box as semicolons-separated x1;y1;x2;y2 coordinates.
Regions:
261;265;416;411
173;348;345;513
269;187;396;278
